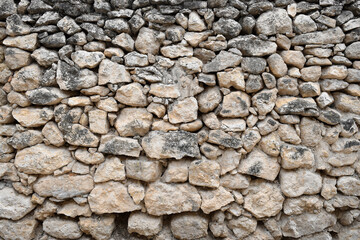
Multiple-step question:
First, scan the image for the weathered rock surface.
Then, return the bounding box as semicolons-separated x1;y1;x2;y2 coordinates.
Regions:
0;187;36;220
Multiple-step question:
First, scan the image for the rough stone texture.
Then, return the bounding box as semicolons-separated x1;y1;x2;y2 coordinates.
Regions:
2;1;360;239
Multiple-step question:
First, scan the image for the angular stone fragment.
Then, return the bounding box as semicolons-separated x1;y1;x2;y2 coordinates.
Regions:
275;96;319;116
135;27;165;55
228;35;277;56
56;61;98;91
171;213;208;240
220;91;250;117
280;169;322;197
217;67;245;90
252;88;278;116
142;131;200;159
188;11;206;31
280;210;336;238
33;174;94;199
238;148;280;181
203;50;242;73
168;97;198;124
160;44;193;59
3;33;38;51
244;180;284;218
57;202;91;218
42;121;65;147
145;181;201;215
0;187;36;220
333;92;360;115
208;130;242;149
124;52;148;67
213;18;242;39
98;135;142;157
11;64;42;91
89;109;109;135
294;14;317;33
43;217;82;239
5;47;32;70
197;86;222;113
79;215;116;240
199;186;234;214
64;124;99;147
162;160;189;183
26;87;72;105
71;50;104;69
115;82;148;107
149;83;180;98
88;181;141;214
337;176;360;196
220;173;250;190
0;0;17;20
126;157;162;182
15;144;72;174
39;32;66;48
57;16;81;35
98;59;131;85
283;195;324;215
255;8;292;35
280;144;315;170
115;108;152;137
128;212;163;237
94;157;125;183
75;148;104;165
189;159;220;188
8;130;43;149
291;27;345;45
228;215;257;239
12;107;53;127
0;217;38;240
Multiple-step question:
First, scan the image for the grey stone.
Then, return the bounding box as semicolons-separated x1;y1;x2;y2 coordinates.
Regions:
39;32;66;48
0;0;17;20
255;8;292;35
26;87;72;105
291;27;345;45
275;97;319;116
345;42;360;60
171;213;208;240
0;187;36;220
98;135;142;157
241;57;267;74
228;35;277;56
213;18;242;39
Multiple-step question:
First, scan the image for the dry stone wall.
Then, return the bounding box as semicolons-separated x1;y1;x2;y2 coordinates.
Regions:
0;0;360;239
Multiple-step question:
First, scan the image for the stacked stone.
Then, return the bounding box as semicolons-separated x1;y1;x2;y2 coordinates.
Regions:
0;0;360;239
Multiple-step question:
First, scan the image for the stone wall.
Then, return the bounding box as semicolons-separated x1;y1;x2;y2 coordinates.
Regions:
0;0;360;239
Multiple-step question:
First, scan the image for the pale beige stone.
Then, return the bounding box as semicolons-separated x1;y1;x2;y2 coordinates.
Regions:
217;68;245;90
160;44;193;58
179;56;203;74
244;180;284;218
0;187;36;220
75;148;105;165
3;33;38;51
115;108;153;137
12;107;53;127
64;124;99;147
135;27;165;55
228;216;257;239
217;149;241;175
220;91;250;117
144;181;201;215
283;195;323;215
321;65;348;80
277;124;301;144
281;50;306;68
337;176;360;196
79;215;116;240
42;121;65;147
33;174;94;199
162;160;189;183
280;144;315;169
126;157;162;182
238;148;280;181
300;66;322;82
149;84;180;98
199;186;234;214
197;86;222;113
220;173;250;190
300;117;322;147
15;144;73;174
267;53;287;78
43;217;82;239
71;50;104;68
96;98;119;112
5;47;32;70
98;59;131;85
94;156;125;183
89;109;109;135
115;82;148;107
168;97;198;124
57;202;92;218
189;159;220;188
128;212;163;237
171;213;208;240
280;169;322;197
88;181;141;214
252;88;278;116
0;216;38;240
127;180;145;205
152;119;179;132
11;64;42;91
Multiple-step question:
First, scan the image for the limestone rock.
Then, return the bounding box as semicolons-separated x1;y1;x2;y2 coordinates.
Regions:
203;50;242;73
75;148;104;165
294;14;317;33
244;180;284;218
31;47;59;67
168;97;198;124
213;18;242;39
160;44;193;59
12;107;53;127
280;169;322;197
98;135;142;157
292;27;345;45
128;212;163;237
64;124;99;147
115;82;148;107
228;216;257;239
189;159;220;188
171;213;208;240
98;59;131;85
345;42;360;60
57;202;91;218
280;210;336;238
135;27;165;55
33;174;94;199
220;173;250;190
88;181;141;214
79;215;116;240
126;157;162;182
252;88;278;116
283;195;323;215
217;67;245;90
15;144;72;174
238;148;280;181
26;87;72;105
199;186;234;214
3;33;38;51
280;144;315;170
94;156;125;183
0;216;38;240
89;109;109;135
188;11;206;32
228;35;277;56
255;8;292;35
144;181;201;215
8;130;43;149
197;86;222;113
267;53;288;78
71;50;104;69
220;91;250;118
0;187;36;220
57;16;81;35
43;217;82;239
275;96;319;116
300;117;322;147
11;64;42;91
115;108;153;137
141;131;200;159
337;176;360;196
